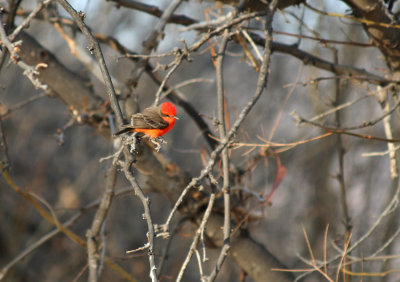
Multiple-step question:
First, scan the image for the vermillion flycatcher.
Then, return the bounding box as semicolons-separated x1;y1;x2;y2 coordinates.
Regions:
115;102;178;150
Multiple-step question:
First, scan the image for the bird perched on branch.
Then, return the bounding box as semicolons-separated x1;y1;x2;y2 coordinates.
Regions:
115;102;178;151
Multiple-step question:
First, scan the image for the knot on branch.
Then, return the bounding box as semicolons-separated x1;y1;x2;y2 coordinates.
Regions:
154;224;170;239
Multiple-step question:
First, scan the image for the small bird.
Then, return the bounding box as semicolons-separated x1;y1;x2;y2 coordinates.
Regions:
115;102;178;150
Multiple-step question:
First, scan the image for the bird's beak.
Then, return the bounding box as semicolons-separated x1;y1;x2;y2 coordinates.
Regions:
173;116;180;120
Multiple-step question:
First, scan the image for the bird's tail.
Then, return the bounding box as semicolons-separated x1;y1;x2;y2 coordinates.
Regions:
114;127;133;136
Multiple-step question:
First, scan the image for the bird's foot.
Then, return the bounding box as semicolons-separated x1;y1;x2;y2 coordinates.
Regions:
150;137;167;152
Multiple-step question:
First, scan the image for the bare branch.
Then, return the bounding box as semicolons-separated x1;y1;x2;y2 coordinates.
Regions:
176;193;216;282
8;0;51;41
56;0;123;127
129;0;184;88
205;30;231;282
123;164;158;282
0;15;48;90
153;47;188;106
108;0;197;26
270;41;388;85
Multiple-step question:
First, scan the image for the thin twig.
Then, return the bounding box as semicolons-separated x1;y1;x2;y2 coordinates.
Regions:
241;29;263;61
362;145;400;157
0;14;48;90
372;224;400;256
205;30;230;282
305;2;400;30
292;112;400;143
321;92;400;131
156;218;187;276
129;0;184;88
295;178;400;281
273;30;373;48
331;48;351;279
180;12;233;32
108;0;196;26
123;164;158;282
378;86;399;178
269;41;387;85
121;51;176;59
9;0;51;41
308;94;371;122
52;22;123;95
176;193;216;282
0;91;50;118
55;0;123;126
189;11;266;53
159;78;214;100
194;249;205;281
0;117;10;171
153;48;187;106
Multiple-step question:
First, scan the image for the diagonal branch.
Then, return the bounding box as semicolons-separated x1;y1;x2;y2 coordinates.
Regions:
341;0;400;73
270;41;388;85
108;0;197;26
55;0;123;127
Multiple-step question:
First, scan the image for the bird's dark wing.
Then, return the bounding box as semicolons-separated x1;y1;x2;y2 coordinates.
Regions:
131;107;169;129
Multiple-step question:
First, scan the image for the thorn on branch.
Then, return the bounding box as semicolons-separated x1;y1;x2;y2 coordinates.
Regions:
290;110;305;125
87;45;94;54
78;11;86;20
154;224;170;238
35;63;48;70
213;117;221;127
